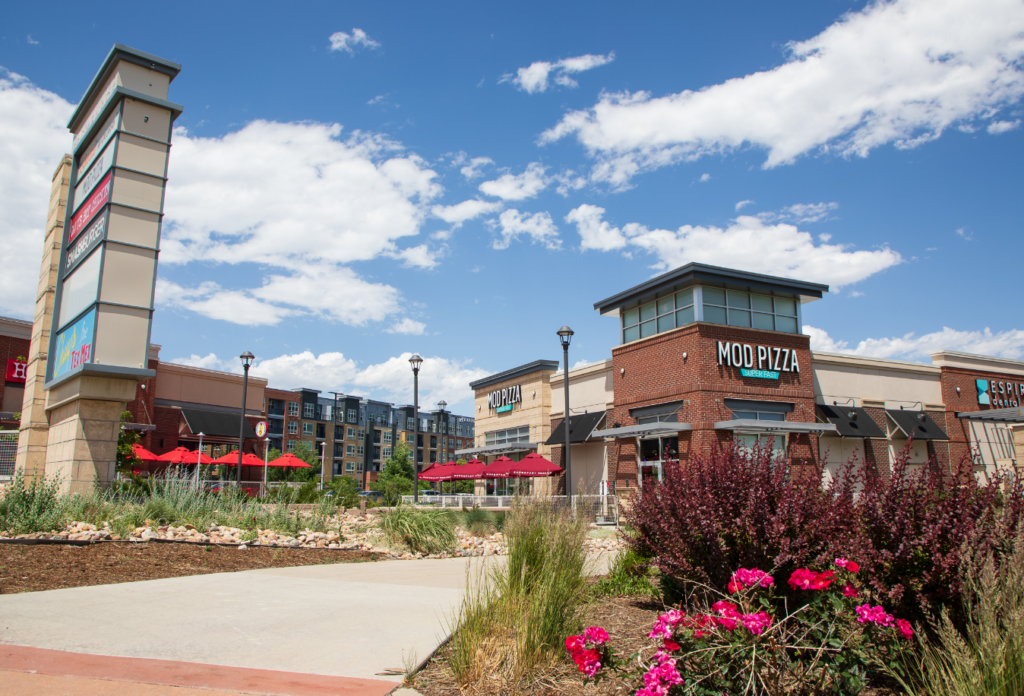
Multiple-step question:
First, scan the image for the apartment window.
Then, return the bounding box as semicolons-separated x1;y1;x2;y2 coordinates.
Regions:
622;288;694;343
703;287;798;333
407;417;414;430
430;436;437;449
382;446;391;460
382;431;392;444
287;421;297;434
333;462;341;475
347;427;355;439
346;444;355;456
303;402;315;418
316;423;326;439
373;446;381;460
286;440;296;451
356;462;363;473
288;402;298;416
345;461;355;473
303;422;313;435
358;428;364;439
485;425;531;446
335;426;344;440
373;430;382;444
334;443;345;457
347;408;357;423
358;445;364;457
406;433;415;445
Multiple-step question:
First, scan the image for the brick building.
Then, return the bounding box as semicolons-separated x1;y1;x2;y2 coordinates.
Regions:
464;263;1023;497
0;316;32;429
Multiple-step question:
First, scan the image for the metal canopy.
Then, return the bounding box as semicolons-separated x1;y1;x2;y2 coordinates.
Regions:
817;405;886;439
592;422;693;439
714;419;837;434
180;408;257;439
885;410;949;441
956;406;1024;423
454;442;540;457
544;411;606;445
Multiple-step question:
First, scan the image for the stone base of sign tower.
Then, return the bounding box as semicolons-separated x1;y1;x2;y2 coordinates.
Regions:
43;375;136;493
16;155;72;481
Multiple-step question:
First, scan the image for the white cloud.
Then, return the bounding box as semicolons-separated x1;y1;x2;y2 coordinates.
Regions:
389;244;441;269
170;353;236;372
0;70;73;319
367;94;386;105
241;350;489;412
488;209;561;250
699;173;711;182
26;35;39;45
542;0;1024;186
431;198;503;227
385;318;427;335
760;202;840;224
565;205;901;289
956;226;974;240
478;162;549;200
807;325;1024;360
502;52;615;94
849;290;864;297
987;119;1021;134
328;29;380;53
735;199;754;211
459;156;494;180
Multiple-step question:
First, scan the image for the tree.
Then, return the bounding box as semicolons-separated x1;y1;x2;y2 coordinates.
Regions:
288;441;322;482
116;411;142;472
329;475;360;507
372;440;416;503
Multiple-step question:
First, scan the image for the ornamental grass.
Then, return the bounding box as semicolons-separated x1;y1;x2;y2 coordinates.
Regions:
377;503;458;555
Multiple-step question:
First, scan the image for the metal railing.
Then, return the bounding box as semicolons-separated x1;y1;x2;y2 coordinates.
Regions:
399;494;620;523
0;431;16;479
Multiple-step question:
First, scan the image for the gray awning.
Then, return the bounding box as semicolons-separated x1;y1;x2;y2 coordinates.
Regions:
545;411;606;445
592;423;692;439
956;406;1024;423
455;442;539;457
181;408;257;439
715;419;837;434
817;405;886;438
885;410;949;441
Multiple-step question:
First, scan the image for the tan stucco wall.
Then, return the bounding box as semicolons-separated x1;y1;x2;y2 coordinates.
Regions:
811;352;943;408
474;369;554;459
155;362;266;413
550;359;614;419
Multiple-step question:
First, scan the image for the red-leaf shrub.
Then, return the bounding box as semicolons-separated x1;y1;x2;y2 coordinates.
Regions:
625;441;1023;621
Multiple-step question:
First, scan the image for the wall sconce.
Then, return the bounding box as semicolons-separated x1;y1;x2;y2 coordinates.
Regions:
956;387;961;394
682;352;688;360
620;368;625;376
532;390;536;397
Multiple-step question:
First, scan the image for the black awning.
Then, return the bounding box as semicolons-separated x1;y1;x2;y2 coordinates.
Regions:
885;409;949;441
545;411;606;445
181;408;257;439
817;405;885;439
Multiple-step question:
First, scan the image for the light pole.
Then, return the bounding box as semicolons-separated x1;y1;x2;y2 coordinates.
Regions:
262;437;270;497
194;431;205;487
437;399;447;494
319;440;326;490
409;353;423;504
238;351;255;486
557;326;574;497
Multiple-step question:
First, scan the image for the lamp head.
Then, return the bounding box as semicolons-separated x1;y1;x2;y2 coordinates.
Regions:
438;399;447;411
557;325;574;347
409;353;423;372
240;351;255;367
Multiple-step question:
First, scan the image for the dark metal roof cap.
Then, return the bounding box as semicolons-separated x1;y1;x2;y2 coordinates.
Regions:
593;262;829;315
469;359;560;391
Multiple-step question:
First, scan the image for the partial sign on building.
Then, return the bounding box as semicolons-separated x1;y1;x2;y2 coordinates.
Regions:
45;45;183;388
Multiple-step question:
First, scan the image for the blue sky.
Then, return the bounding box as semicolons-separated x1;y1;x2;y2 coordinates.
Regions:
2;0;1023;414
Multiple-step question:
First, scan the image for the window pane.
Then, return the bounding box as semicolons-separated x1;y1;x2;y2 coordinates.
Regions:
639;302;656;322
751;294;773;312
727;290;750;308
623;326;640;343
639;438;661;460
675;288;693;308
675;305;694;326
727;309;751;327
640;320;656;338
774;298;797;316
759;412;785;421
657;314;675;333
733;410;758;420
703;287;726;306
657;296;674;315
637;416;658;425
752;312;774;330
704;305;727;324
622;308;639;327
775;315;798;333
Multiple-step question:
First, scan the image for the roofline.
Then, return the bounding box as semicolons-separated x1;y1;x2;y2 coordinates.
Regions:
811;351;941;375
469;359;560;391
593;262;829;315
69;44;181;131
291;387;322;394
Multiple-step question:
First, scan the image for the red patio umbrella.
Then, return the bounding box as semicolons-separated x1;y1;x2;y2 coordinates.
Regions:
213;451;266;467
419;463;457;481
266;452;314;468
508;452;563;477
452;460;487;479
483;456;515;478
132;443;160;462
157;447;214;465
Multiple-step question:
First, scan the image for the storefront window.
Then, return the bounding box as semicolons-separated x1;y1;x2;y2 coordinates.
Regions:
735;433;787;456
703;288;798;334
485;425;531;446
622;288;694;343
640;436;678;462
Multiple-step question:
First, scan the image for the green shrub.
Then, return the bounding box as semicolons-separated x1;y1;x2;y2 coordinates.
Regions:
596;547;659;597
378;503;457;555
0;470;66;534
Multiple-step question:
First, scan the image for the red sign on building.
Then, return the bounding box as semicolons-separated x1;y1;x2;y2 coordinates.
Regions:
6;359;28;384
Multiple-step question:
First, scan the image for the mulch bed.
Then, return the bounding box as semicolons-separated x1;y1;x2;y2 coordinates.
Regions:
413;592;665;696
0;541;382;594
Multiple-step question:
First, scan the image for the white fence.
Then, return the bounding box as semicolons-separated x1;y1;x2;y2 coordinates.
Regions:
400;494;620;524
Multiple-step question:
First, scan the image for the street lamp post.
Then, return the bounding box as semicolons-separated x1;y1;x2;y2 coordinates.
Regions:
409;353;423;504
557;327;574;497
437;399;447;494
194;431;205;488
319;440;326;491
262;437;270;497
238;351;255;486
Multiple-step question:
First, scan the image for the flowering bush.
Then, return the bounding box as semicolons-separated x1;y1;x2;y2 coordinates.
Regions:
625;440;1024;623
568;561;915;695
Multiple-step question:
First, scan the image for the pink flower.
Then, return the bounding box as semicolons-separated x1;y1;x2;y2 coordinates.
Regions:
835;557;849;569
741;611;772;636
842;582;858;598
729;568;774;591
856;604;895;627
809;570;835;590
788;568;816;590
640;653;685;696
712;600;740;617
566;635;584;652
584;626;610;645
647;610;684;639
896;619;914;640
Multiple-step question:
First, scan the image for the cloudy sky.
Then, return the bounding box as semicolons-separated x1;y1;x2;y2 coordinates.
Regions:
2;0;1023;414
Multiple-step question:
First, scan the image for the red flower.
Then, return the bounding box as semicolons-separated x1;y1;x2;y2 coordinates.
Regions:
845;561;859;573
727;579;742;594
896;618;914;640
664;638;681;650
809;570;835;590
842;582;858;598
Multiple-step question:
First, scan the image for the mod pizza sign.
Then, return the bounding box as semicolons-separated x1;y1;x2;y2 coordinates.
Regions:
717;341;801;377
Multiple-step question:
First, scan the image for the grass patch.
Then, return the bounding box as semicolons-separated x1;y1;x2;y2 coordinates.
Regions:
446;498;590;691
378;504;458;555
595;547;659;597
